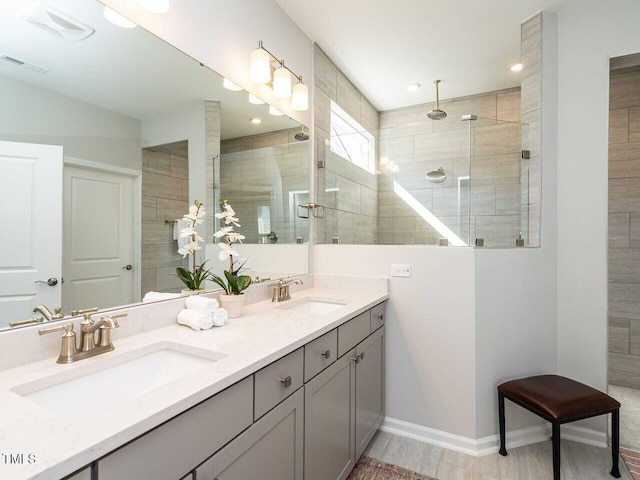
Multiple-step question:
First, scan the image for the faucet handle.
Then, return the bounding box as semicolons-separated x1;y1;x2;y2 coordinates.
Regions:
101;313;127;327
39;323;74;336
38;323;77;364
9;317;44;328
71;307;98;319
52;307;64;320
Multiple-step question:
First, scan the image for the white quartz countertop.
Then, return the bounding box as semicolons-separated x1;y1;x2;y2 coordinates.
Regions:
0;286;387;480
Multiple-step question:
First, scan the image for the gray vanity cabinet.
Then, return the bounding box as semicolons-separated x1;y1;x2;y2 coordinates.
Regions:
304;351;356;480
195;387;304;480
64;467;91;480
355;327;385;459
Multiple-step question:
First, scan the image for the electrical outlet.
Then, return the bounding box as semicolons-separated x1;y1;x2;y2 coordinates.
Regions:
391;264;411;277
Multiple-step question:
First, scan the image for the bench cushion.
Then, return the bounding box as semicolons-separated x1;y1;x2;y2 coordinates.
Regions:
498;374;620;423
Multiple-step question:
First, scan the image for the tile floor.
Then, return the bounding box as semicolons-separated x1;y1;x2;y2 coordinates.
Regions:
364;430;632;480
610;385;640;451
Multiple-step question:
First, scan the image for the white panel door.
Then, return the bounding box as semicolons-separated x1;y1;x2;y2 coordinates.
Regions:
63;166;135;313
0;141;63;329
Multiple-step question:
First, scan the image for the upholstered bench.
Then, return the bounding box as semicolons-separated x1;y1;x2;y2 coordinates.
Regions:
497;374;621;480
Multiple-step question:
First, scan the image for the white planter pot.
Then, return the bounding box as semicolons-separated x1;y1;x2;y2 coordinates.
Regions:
219;294;245;318
181;288;205;295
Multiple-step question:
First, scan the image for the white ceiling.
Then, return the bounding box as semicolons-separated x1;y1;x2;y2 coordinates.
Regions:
275;0;590;111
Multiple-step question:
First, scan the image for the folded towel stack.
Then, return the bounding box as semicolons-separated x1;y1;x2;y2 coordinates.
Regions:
177;295;228;331
142;291;183;303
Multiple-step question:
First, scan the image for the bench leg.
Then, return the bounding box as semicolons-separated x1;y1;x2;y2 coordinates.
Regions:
552;422;560;480
499;392;507;456
611;408;621;478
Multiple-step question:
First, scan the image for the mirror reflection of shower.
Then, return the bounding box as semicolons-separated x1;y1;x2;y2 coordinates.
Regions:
427;80;447;120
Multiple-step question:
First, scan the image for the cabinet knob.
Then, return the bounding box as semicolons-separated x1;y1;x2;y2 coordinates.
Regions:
321;349;331;359
373;313;383;320
359;352;365;361
279;376;292;388
352;352;365;363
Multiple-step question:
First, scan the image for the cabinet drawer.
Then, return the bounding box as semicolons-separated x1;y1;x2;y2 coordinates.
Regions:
304;329;337;382
254;348;304;420
98;376;253;480
370;302;386;332
338;311;370;357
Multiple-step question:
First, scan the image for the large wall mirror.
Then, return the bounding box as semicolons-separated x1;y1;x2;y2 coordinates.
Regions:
0;0;310;331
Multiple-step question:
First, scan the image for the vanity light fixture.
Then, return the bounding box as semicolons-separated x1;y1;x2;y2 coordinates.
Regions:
406;83;421;92
138;0;170;14
249;40;309;111
250;117;262;124
249;93;265;105
223;78;242;91
103;6;136;28
510;63;523;72
268;106;283;116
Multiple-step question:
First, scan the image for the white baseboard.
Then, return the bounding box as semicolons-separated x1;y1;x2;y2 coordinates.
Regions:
380;416;608;457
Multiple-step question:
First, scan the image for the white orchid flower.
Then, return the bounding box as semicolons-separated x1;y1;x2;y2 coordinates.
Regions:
218;242;238;261
179;227;197;238
227;232;245;243
214;226;233;238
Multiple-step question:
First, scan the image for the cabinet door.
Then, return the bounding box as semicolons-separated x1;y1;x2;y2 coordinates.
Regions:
64;467;91;480
305;351;356;480
355;327;385;459
196;388;304;480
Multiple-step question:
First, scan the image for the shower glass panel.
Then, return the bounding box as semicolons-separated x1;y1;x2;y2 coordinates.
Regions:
315;114;530;247
215;129;309;245
468;117;529;247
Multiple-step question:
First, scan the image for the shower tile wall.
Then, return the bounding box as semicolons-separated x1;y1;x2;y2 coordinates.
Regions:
608;65;640;388
521;13;542;247
141;142;190;295
378;88;522;246
219;128;309;244
313;44;380;244
206;100;221;241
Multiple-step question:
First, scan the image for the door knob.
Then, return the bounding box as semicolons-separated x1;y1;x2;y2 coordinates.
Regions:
35;278;58;286
122;264;133;271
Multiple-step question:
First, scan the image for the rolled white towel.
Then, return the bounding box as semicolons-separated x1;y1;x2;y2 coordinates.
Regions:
212;308;228;327
143;291;182;303
185;295;219;314
177;309;213;331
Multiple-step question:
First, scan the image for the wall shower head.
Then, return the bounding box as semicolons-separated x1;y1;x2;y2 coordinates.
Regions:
427;80;447;120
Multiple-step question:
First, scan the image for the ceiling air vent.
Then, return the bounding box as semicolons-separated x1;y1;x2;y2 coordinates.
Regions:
1;54;49;75
18;3;95;42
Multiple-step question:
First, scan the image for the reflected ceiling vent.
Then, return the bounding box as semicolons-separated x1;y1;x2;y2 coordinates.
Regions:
1;54;49;75
18;3;95;42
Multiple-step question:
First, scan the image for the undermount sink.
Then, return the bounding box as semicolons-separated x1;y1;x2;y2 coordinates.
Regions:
12;342;226;415
276;297;347;315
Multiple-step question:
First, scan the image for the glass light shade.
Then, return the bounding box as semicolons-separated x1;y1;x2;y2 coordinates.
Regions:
272;66;292;99
250;48;271;84
103;7;136;28
249;94;265;104
138;0;170;13
268;106;284;116
223;78;242;91
291;82;309;111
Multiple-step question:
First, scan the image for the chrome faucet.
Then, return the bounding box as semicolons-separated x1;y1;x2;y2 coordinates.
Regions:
39;311;127;364
32;305;64;322
268;278;303;302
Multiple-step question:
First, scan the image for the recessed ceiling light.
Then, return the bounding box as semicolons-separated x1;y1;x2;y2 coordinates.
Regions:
510;63;523;72
250;117;262;124
268;106;283;116
103;7;136;28
406;83;421;92
249;94;265;104
223;78;242;91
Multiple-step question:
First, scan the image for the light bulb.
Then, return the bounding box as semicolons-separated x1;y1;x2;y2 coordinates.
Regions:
273;65;292;99
250;48;271;84
250;117;262;124
291;81;309;111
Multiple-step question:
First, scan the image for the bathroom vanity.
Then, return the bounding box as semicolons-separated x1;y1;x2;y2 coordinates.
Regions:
0;276;387;480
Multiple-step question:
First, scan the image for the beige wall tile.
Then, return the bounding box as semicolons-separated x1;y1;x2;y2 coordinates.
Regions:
142;244;184;269
521;13;542;68
609;248;640;283
360;97;379;133
314;86;332;133
313;44;337;99
414;129;468;162
609;178;640;213
379;135;415;164
609;108;629;144
336;176;361;213
521;62;542;115
142;221;173;246
609;142;640;178
142;171;184;201
432;95;498;132
609;213;630;248
142;149;171;175
472;123;522;157
497;89;522;123
354;214;377;244
475;215;521;248
609;282;640;320
631;213;640;248
156;198;190;222
470;185;496;216
141;268;156;296
630;107;640;142
380;104;434;130
609;317;630;354
142;196;157;221
630;319;640;356
336;71;361;123
609;68;640;110
471;153;520;186
496;184;521;216
609;352;640;388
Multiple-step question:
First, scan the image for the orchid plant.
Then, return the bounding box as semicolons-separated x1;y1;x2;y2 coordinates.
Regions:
210;200;252;295
176;200;210;291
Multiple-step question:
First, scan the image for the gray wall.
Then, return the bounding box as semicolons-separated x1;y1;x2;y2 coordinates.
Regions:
608;65;640;387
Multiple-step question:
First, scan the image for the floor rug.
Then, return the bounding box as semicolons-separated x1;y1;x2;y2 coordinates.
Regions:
346;456;437;480
622;448;640;480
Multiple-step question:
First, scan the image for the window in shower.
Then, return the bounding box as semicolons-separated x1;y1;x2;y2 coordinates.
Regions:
329;100;375;174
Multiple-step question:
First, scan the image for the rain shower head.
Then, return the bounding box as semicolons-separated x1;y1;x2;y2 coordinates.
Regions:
294;126;309;141
427;80;447;120
426;167;447;183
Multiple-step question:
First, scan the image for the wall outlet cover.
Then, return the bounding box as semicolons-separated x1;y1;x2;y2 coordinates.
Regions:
391;264;411;277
